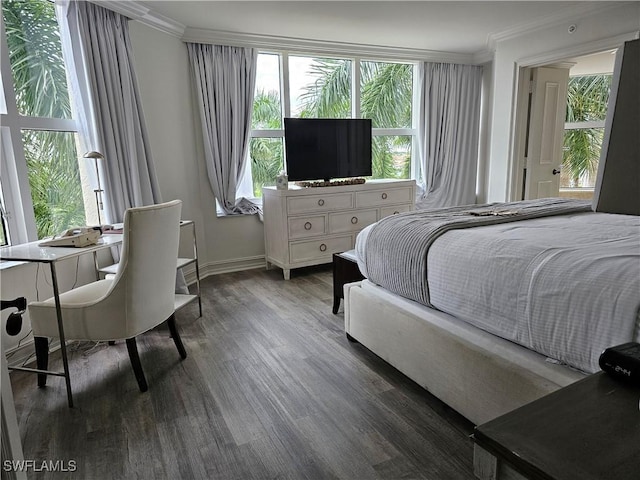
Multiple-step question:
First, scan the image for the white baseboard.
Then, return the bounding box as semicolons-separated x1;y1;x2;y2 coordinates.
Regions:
181;255;266;284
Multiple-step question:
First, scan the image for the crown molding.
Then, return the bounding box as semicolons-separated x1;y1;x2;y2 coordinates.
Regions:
181;27;479;64
472;49;494;65
92;0;185;37
486;1;628;51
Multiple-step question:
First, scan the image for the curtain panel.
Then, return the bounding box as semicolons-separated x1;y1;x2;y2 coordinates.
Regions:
57;1;188;294
56;0;162;223
417;62;483;209
187;43;258;215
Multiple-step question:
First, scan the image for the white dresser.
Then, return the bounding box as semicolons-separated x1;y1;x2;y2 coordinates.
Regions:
263;179;416;279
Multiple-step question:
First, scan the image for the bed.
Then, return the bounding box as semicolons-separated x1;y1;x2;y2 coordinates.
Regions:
344;198;640;425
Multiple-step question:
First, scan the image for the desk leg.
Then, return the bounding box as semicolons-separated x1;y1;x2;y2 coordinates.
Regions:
50;263;73;408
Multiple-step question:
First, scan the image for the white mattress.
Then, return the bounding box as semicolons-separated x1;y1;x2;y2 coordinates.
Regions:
356;211;640;373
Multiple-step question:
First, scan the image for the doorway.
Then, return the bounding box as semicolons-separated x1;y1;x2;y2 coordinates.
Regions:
512;50;616;200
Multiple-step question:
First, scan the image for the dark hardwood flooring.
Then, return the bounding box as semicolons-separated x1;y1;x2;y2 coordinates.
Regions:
9;265;475;479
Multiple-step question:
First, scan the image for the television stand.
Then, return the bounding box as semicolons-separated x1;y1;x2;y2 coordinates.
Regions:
295;178;366;188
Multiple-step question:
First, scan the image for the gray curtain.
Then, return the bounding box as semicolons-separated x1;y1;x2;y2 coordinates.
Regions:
187;43;258;215
58;1;162;223
58;1;187;294
417;62;483;209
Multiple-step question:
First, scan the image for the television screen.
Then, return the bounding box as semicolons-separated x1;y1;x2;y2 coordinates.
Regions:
284;118;372;182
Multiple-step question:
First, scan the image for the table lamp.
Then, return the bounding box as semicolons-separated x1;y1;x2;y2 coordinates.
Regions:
83;151;105;226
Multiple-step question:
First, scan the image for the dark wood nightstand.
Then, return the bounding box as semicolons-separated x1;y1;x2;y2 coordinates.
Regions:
332;250;365;314
473;372;640;480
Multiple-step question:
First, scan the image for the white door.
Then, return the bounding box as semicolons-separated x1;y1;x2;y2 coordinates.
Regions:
524;67;570;199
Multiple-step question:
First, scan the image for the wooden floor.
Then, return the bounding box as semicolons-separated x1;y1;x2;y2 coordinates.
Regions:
9;265;475;479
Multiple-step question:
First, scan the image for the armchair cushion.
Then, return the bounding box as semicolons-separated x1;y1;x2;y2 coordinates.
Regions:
28;279;120;340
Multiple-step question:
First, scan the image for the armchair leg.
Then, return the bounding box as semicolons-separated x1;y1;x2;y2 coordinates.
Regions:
167;314;187;359
34;336;49;387
125;338;148;392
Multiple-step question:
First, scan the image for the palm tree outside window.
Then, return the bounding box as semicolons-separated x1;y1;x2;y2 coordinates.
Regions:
1;0;95;242
561;74;612;198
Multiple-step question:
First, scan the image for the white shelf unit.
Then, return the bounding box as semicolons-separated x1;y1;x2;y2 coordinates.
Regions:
99;220;202;316
263;179;416;279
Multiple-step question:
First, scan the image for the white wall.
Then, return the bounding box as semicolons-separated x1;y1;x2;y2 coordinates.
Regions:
128;22;266;276
486;3;640;202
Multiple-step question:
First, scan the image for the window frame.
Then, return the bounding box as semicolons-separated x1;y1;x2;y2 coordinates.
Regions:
0;3;81;244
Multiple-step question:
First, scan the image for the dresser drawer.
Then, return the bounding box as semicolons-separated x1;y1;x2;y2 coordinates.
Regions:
289;236;353;262
380;204;412;219
287;193;353;215
288;215;326;239
356;187;412;207
329;209;377;234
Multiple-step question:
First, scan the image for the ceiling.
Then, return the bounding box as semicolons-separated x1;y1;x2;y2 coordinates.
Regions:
137;1;612;56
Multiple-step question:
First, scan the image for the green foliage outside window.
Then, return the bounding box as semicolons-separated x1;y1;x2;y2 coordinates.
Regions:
563;74;612;188
298;58;352;119
3;0;86;238
23;130;84;238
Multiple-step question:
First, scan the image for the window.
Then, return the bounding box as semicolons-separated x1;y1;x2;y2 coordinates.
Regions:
561;74;612;192
1;0;93;243
247;53;417;198
361;61;413;179
247;53;284;197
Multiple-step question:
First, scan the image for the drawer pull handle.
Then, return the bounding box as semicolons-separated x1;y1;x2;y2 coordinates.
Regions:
304;222;312;230
319;243;327;252
351;216;358;224
393;211;400;215
318;199;325;206
381;192;388;200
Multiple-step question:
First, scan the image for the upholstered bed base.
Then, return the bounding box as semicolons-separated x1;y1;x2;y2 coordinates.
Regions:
344;280;586;425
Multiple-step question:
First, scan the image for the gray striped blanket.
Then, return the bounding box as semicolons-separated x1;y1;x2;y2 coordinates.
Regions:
363;198;592;307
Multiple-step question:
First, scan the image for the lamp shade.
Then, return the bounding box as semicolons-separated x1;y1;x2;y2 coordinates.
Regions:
83;151;104;160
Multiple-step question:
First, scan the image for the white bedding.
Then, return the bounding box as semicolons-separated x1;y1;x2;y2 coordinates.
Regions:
356;211;640;373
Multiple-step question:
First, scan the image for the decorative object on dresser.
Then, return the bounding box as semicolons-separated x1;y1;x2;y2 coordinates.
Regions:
295;178;366;188
276;170;288;190
263;179;416;280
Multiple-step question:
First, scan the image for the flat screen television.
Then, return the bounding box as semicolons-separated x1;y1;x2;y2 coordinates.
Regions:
284;118;372;182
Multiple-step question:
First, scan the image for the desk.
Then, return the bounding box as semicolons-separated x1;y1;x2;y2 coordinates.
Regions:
1;235;122;407
473;372;640;480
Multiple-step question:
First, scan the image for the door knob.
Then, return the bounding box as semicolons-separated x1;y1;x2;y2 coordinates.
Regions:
552;168;561;175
